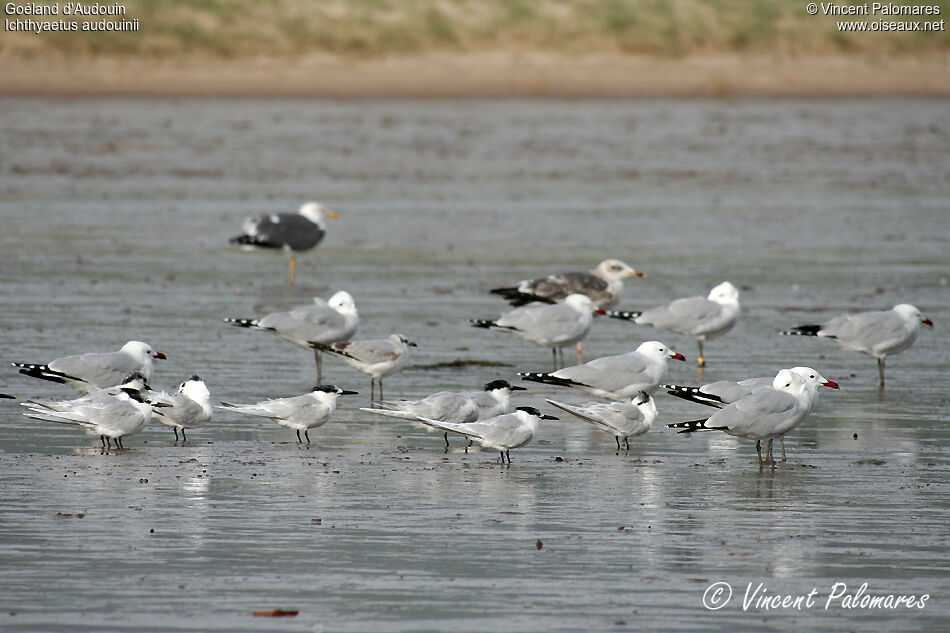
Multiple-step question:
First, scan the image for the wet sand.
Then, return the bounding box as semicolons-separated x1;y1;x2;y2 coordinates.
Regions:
0;97;948;631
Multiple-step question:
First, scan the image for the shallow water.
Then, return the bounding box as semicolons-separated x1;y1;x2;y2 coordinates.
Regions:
0;97;948;632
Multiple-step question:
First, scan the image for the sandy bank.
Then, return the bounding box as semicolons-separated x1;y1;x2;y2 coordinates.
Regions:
2;53;948;98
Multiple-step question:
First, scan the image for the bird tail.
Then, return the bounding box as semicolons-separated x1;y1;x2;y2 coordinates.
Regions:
11;362;81;385
469;319;519;332
781;325;822;336
216;402;264;416
518;372;586;388
359;407;416;421
22;406;90;427
545;399;608;431
414;415;476;439
661;384;727;409
309;341;355;359
489;288;556;307
604;310;642;322
667;418;728;434
223;317;268;330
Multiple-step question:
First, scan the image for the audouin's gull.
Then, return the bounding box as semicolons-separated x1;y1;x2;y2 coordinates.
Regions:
668;369;811;467
663;366;839;461
224;290;358;385
782;303;932;387
13;341;166;394
519;340;686;401
606;281;740;367
471;293;599;369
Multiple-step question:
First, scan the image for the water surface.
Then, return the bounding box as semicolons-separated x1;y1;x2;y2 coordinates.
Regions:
0;98;948;632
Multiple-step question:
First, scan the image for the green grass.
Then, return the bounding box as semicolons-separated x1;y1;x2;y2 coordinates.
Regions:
4;0;949;59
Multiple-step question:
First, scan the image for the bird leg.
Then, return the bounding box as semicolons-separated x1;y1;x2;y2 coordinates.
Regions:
697;341;705;368
552;348;558;371
756;440;763;466
288;255;297;286
378;379;384;402
100;435;107;448
465;438;472;453
505;449;511;464
443;432;450;453
314;349;323;386
780;437;787;462
296;429;303;443
173;427;179;442
615;436;621;452
370;378;376;402
878;357;886;388
624;436;630;451
181;428;187;443
305;430;311;444
116;437;124;450
576;341;584;365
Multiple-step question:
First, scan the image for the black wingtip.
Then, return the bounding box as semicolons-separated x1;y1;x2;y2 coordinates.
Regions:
518;372;584;388
469;319;496;329
782;324;822;336
605;310;642;322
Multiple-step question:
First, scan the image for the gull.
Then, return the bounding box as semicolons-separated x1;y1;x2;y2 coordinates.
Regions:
519;340;686;400
663;366;839;461
229;201;340;285
21;383;154;449
782;303;933;387
546;391;656;451
217;384;357;444
13;341;166;394
606;281;740;367
150;375;214;442
311;334;416;401
470;294;598;369
415;406;559;464
668;369;810;467
225;290;358;385
490;259;645;309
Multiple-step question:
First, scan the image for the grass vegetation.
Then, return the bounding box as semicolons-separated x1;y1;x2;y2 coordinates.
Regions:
3;0;949;59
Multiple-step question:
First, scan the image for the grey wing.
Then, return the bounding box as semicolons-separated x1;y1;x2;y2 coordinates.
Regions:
701;380;758;404
161;396;207;427
49;351;136;388
821;310;902;349
244;214;324;251
638;295;718;334
475;417;534;448
546;399;615;432
717;390;800;437
336;339;401;363
260;302;347;343
499;303;588;340
556;352;651;391
417;392;479;423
